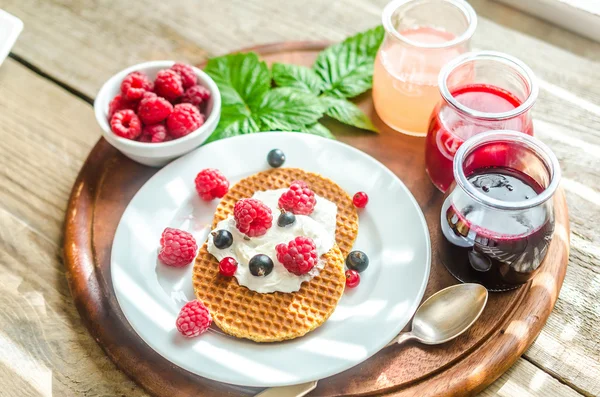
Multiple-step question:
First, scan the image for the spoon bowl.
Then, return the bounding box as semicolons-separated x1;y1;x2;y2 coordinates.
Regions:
411;283;488;344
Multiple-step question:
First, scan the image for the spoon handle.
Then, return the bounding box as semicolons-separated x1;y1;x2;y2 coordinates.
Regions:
385;332;416;347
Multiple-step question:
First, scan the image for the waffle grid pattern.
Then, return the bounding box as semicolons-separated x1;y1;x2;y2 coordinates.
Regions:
192;168;359;342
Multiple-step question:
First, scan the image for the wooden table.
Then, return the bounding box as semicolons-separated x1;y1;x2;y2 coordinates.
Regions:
0;1;598;396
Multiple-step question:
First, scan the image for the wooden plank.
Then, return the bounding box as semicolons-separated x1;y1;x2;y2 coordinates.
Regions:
0;59;98;240
0;206;148;397
0;0;599;394
480;359;583;397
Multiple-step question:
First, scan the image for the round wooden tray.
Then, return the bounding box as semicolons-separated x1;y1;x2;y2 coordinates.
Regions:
63;42;570;396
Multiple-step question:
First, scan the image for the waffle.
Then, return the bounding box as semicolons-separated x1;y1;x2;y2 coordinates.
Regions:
192;168;358;342
210;168;358;256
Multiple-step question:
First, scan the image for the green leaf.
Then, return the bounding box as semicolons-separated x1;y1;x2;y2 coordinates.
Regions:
204;53;270;108
321;95;378;133
252;88;325;131
272;63;323;94
205;104;259;143
314;25;384;99
300;123;335;139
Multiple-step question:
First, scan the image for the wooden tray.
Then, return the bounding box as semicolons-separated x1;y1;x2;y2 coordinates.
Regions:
63;42;570;396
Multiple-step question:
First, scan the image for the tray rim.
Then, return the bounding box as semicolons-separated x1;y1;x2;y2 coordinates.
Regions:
62;41;570;397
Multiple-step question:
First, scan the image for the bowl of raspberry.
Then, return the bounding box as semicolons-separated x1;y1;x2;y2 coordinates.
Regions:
94;61;221;167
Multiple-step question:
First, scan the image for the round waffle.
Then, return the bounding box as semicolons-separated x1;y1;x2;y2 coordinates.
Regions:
192;168;358;342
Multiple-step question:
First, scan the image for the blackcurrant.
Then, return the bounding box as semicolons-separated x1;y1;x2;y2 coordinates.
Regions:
267;149;286;168
277;209;296;227
346;250;369;273
212;230;233;249
249;254;274;277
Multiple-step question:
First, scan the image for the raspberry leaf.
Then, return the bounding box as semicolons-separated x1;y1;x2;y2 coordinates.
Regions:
321;95;378;133
313;25;384;99
251;88;326;131
272;63;323;95
300;123;335;139
205;104;259;144
205;53;270;109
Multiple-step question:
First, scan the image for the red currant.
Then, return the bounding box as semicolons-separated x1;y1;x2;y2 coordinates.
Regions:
219;257;238;277
345;269;360;288
352;192;369;208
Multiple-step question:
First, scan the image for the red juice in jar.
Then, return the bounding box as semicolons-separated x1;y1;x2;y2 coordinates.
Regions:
425;51;538;192
441;167;553;290
436;131;561;291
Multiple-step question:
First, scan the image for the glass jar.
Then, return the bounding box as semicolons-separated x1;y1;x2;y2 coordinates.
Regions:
437;130;561;291
373;0;476;136
425;51;539;192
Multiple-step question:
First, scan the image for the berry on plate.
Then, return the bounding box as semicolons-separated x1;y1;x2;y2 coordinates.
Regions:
194;168;229;201
212;229;233;249
346;250;369;273
219;257;238;277
234;198;273;237
171;63;197;89
167;103;204;138
176;300;212;337
249;254;274;277
120;71;153;101
181;84;211;108
345;269;360;288
278;181;316;215
108;94;136;118
276;236;317;275
110;109;142;140
158;227;198;267
267;148;286;168
277;209;296;227
137;95;173;125
140;123;169;143
154;69;184;101
353;192;369;208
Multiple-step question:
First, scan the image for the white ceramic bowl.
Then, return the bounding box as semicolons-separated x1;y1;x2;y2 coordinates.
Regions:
94;61;221;167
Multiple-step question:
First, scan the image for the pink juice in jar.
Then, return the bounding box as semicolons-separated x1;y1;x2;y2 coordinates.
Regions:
373;27;465;136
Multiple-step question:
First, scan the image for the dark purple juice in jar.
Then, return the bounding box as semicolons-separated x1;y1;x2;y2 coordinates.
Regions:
439;167;555;290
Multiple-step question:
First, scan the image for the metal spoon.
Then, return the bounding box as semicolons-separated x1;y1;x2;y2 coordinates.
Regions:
256;283;488;397
385;282;488;347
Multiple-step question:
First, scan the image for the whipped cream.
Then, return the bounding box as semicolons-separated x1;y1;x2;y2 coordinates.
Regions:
207;188;337;293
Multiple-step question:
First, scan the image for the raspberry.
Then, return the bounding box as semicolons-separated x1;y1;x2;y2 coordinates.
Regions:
194;168;229;200
108;94;136;118
275;236;318;275
138;95;173;125
234;198;273;237
140;123;169;143
278;181;316;215
345;269;360;288
158;227;198;267
154;69;184;101
353;192;369;208
181;85;211;108
167;103;204;138
176;300;212;338
120;71;153;101
110;109;142;140
171;63;197;89
219;257;238;277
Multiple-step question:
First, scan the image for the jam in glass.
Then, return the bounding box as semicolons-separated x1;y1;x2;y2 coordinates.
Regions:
437;130;561;291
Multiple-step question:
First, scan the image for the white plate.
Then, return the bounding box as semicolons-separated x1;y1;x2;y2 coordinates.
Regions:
111;132;431;388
